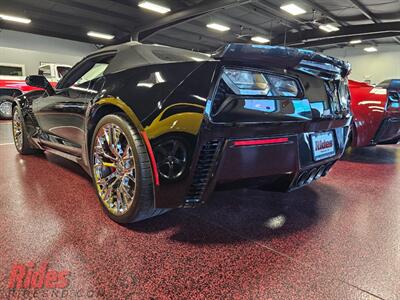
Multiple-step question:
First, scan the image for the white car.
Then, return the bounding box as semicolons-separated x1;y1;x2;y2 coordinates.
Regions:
0;63;71;119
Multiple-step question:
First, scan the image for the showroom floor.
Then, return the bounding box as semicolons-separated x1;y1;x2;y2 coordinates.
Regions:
0;120;399;300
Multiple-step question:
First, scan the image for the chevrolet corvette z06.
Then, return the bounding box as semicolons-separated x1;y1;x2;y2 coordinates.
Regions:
12;42;352;223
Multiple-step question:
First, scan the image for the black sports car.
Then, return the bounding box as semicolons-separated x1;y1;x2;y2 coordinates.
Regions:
12;42;352;223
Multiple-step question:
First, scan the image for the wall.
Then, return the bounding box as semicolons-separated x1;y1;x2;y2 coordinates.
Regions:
324;45;400;85
2;29;399;85
0;29;97;75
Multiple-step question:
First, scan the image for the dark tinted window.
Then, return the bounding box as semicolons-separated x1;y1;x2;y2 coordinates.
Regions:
0;65;23;76
390;80;400;90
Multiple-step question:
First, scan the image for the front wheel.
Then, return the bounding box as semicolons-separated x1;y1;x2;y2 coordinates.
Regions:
12;106;36;155
0;96;14;119
90;114;169;223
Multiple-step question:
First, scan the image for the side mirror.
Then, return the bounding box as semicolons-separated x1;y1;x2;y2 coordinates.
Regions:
25;75;55;96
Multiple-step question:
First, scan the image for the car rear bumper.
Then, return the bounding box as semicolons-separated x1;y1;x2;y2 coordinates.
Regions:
183;118;351;207
374;117;400;144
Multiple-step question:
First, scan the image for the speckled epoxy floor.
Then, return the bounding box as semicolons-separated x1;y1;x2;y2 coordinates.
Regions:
0;121;399;299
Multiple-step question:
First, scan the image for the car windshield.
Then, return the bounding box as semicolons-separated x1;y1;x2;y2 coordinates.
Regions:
39;65;52;79
57;66;71;79
74;63;108;86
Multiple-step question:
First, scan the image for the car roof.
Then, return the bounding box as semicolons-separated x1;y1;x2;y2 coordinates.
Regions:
87;42;213;74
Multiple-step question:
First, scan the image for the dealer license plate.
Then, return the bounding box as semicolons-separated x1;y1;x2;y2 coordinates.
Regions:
311;131;336;161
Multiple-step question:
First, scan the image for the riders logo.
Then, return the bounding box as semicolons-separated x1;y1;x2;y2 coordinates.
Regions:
8;262;70;289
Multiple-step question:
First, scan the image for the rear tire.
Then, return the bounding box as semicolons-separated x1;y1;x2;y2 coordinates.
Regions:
90;113;169;223
0;96;14;119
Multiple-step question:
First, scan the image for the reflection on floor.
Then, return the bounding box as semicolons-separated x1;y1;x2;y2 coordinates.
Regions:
0;121;13;144
0;121;399;299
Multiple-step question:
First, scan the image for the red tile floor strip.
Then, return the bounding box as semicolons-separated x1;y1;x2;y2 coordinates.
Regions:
0;123;398;299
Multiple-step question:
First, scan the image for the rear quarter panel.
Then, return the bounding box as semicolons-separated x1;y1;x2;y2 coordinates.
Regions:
88;61;218;208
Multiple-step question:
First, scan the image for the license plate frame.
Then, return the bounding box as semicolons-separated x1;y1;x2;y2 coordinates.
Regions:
310;131;336;161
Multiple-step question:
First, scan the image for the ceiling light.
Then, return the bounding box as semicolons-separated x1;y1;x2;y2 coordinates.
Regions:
0;14;31;24
280;3;306;15
251;36;270;44
319;24;340;33
206;23;230;32
87;31;115;40
138;1;171;14
364;46;378;53
350;39;362;44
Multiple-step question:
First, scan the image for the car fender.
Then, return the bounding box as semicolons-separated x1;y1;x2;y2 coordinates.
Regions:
349;81;386;147
84;95;145;170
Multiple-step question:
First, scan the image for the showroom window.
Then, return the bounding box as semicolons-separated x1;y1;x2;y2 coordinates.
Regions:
0;65;24;76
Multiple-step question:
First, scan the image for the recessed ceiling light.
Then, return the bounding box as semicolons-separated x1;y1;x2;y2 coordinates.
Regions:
0;14;31;24
350;39;362;44
364;46;378;53
87;31;115;40
138;1;171;14
319;24;340;33
251;36;270;44
206;23;230;32
280;3;306;16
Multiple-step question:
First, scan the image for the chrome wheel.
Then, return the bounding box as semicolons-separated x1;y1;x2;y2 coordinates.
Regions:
93;123;136;216
12;109;23;151
154;139;188;181
0;101;12;118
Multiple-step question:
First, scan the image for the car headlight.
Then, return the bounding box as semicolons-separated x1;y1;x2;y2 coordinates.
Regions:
222;68;299;97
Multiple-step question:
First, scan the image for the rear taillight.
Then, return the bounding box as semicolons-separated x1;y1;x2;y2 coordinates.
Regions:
233;137;289;147
212;68;301;116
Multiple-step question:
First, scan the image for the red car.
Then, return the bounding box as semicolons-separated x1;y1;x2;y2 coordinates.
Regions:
0;63;70;119
348;79;400;147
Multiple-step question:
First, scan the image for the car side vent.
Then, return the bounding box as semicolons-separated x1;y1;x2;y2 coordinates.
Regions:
184;140;222;206
26;102;40;128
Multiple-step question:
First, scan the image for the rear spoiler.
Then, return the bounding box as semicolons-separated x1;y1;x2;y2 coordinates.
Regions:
214;44;351;80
